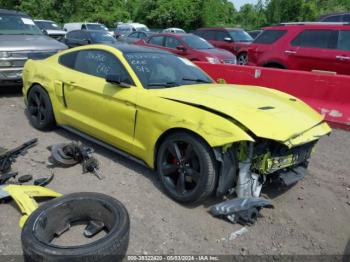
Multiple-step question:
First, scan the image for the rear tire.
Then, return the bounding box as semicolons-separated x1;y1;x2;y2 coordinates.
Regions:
156;132;217;204
27;84;55;130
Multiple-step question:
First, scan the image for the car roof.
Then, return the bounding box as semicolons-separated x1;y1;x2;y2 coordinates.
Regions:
108;44;171;54
320;12;350;19
34;19;54;22
0;9;28;16
263;23;350;30
150;32;192;37
68;30;110;34
196;27;244;31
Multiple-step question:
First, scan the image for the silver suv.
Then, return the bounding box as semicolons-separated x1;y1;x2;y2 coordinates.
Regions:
0;9;67;86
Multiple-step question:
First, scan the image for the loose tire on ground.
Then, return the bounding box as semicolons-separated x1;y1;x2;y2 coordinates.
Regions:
27;84;56;130
156;132;217;204
21;192;130;262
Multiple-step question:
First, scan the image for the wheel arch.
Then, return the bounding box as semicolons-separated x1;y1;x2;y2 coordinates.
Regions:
26;82;47;98
262;61;287;69
153;127;213;170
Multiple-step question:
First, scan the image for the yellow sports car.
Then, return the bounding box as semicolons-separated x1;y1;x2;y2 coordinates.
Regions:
22;44;331;204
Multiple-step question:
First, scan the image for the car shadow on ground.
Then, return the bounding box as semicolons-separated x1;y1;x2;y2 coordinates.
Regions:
0;86;22;96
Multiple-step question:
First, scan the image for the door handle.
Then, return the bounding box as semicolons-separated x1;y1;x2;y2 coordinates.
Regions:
124;101;134;107
285;50;297;55
336;55;350;61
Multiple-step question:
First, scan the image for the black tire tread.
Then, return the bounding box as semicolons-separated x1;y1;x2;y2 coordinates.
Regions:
21;192;129;262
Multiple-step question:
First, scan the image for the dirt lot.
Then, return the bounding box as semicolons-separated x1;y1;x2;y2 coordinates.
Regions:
0;88;349;258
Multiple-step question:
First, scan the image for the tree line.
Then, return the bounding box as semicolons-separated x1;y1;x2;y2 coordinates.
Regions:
1;0;350;30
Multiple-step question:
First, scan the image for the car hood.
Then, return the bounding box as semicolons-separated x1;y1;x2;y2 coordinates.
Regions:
0;35;67;51
198;48;235;59
153;84;329;144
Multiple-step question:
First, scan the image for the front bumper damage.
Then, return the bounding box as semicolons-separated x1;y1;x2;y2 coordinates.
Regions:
211;139;317;225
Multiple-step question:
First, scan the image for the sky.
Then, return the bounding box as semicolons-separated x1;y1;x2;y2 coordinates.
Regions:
230;0;259;10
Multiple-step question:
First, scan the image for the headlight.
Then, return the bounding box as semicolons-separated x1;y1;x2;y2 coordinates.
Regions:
0;51;9;58
206;57;220;64
0;61;12;67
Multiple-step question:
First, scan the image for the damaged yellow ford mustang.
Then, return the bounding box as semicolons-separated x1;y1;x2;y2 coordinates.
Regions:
22;44;331;203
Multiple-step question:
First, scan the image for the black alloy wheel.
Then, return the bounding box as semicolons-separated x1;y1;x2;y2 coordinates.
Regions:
27;85;55;130
157;132;217;204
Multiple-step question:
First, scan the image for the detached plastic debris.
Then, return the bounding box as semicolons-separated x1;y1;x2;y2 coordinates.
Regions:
210;198;274;225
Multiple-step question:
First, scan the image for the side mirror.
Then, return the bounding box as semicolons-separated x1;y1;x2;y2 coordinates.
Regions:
41;29;48;35
224;37;233;42
105;74;130;88
176;45;187;51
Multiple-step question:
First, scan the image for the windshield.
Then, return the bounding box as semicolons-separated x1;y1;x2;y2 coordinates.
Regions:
0;14;43;35
228;30;253;42
90;31;116;43
35;20;62;30
86;23;108;31
124;52;213;89
182;35;214;49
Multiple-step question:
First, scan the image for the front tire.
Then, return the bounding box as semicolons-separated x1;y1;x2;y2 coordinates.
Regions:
156;132;217;204
27;84;55;130
237;53;248;65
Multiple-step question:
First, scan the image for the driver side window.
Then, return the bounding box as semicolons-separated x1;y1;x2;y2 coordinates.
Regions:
60;50;133;84
215;31;229;41
164;37;182;49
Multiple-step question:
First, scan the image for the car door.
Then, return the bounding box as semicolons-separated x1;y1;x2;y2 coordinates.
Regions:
57;49;138;153
163;36;188;57
287;29;338;72
332;30;350;75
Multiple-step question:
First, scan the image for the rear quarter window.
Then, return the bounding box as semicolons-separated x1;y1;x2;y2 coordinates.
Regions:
253;30;287;44
59;51;78;69
291;30;337;49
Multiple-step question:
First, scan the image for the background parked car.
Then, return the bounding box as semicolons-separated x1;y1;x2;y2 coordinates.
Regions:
319;12;350;22
114;23;149;38
193;27;253;65
247;30;262;39
163;28;186;33
63;30;116;48
247;23;350;75
63;22;113;36
136;33;237;64
0;9;67;86
34;19;66;39
117;31;154;44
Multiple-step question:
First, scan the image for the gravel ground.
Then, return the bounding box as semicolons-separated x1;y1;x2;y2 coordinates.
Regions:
0;87;349;258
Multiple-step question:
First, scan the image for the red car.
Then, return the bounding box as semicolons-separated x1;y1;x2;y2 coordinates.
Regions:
248;23;350;75
193;27;253;65
135;33;237;64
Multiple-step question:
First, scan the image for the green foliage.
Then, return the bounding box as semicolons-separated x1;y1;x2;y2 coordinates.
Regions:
0;0;349;30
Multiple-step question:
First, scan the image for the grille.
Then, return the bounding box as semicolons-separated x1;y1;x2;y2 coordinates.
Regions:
252;141;316;175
